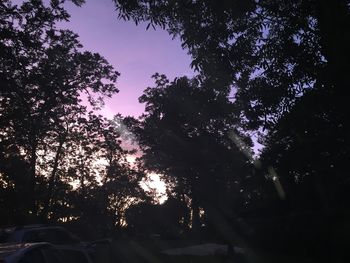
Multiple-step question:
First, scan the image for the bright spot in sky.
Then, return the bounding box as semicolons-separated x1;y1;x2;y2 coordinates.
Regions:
125;154;167;202
126;155;136;164
141;173;167;204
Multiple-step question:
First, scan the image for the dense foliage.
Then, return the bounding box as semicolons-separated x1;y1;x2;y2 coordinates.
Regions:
1;0;350;260
113;0;350;214
113;0;350;259
0;0;146;233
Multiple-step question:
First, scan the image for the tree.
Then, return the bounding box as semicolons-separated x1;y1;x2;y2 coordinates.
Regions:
0;0;119;222
97;116;147;230
260;88;350;213
133;74;254;234
112;4;350;256
114;0;349;131
113;0;350;218
125;197;184;237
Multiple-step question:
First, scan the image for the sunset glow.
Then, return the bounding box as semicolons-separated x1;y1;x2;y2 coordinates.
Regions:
141;173;167;204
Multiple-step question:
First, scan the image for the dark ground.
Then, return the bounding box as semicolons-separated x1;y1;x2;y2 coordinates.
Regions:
111;237;316;263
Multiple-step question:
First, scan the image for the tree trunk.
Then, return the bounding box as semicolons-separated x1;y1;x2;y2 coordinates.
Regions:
42;134;66;219
181;193;191;233
28;139;38;216
191;196;201;232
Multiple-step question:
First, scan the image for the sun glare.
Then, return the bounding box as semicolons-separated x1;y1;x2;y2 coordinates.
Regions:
141;173;167;203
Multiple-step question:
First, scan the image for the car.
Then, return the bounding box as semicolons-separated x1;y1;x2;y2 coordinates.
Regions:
0;226;114;263
0;242;63;263
1;225;80;245
0;243;95;263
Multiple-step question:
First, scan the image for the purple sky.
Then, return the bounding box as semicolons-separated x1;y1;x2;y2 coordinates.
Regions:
60;0;194;118
59;1;264;154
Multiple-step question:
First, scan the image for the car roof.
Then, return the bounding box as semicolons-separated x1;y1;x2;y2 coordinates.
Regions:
0;243;31;258
0;242;51;259
1;225;57;237
1;225;69;242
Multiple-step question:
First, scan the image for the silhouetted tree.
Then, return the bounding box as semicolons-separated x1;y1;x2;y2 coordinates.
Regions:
260;88;350;213
0;0;142;226
114;0;350;216
98;116;147;230
133;74;255;235
125;197;183;237
114;0;349;130
113;3;350;257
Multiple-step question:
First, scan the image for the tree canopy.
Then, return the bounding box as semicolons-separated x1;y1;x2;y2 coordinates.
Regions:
1;1;350;260
111;1;350;256
0;0;146;231
128;74;257;232
114;0;349;130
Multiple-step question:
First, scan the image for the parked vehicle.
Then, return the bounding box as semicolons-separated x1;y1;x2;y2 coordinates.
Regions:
0;226;114;263
0;242;63;263
0;225;80;245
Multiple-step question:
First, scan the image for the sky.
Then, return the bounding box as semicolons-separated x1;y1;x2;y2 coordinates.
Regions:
11;0;259;200
60;0;195;118
57;0;195;200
